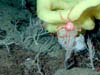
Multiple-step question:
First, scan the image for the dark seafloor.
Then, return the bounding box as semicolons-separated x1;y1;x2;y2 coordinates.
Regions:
0;0;100;75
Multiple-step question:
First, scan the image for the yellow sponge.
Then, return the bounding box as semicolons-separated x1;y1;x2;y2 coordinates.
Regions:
37;0;100;33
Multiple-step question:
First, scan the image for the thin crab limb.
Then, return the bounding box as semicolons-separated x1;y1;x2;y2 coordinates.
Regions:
59;6;75;23
87;37;95;70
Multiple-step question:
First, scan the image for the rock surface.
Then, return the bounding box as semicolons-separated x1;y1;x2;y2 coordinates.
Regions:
53;68;100;75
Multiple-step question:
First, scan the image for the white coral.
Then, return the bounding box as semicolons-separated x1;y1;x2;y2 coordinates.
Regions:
87;37;95;70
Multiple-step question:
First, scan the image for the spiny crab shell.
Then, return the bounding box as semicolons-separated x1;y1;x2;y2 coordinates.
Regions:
65;21;75;31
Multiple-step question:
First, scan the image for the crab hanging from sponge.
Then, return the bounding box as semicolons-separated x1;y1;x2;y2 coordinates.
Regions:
37;0;100;69
37;0;100;33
